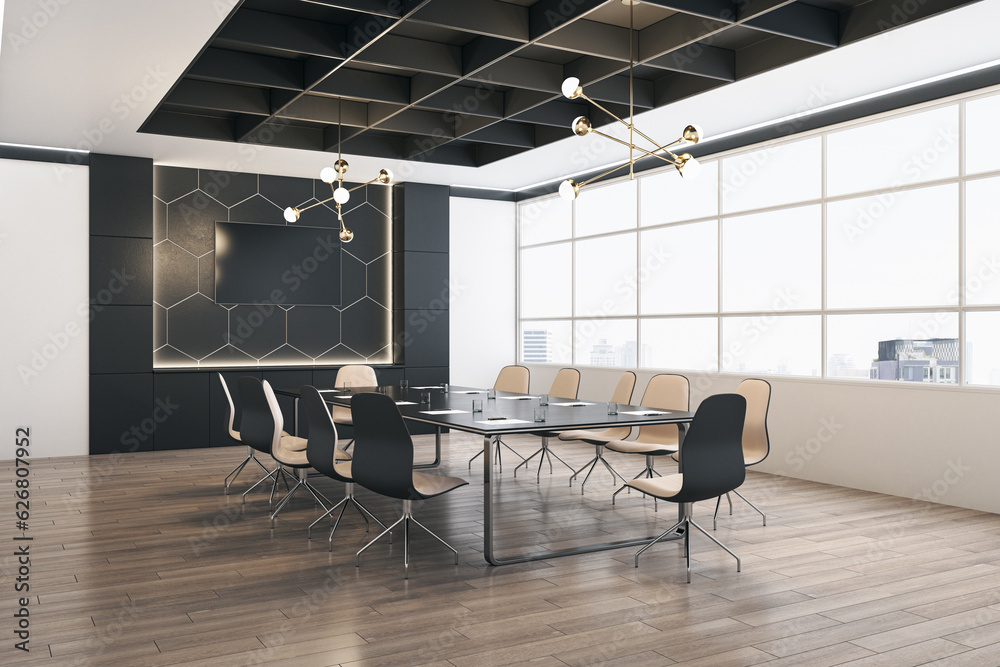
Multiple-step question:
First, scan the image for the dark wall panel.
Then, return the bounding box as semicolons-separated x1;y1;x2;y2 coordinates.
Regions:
403;309;449;367
153;373;211;450
90;236;153;305
401;251;449;310
90;154;153;238
394;183;449;253
89;374;154;455
90;306;153;374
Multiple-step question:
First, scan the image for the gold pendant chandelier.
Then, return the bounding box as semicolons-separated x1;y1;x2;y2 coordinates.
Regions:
283;98;392;242
558;0;703;200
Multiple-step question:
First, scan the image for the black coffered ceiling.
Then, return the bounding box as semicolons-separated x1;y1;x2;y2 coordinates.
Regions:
140;0;981;169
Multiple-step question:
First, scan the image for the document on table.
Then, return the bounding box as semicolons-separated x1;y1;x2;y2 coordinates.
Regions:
474;418;533;425
497;396;534;400
395;401;417;405
419;409;468;415
548;402;596;407
411;386;444;389
452;390;485;394
319;392;352;399
620;410;671;416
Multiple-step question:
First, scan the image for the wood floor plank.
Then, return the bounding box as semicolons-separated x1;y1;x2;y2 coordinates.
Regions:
7;435;1000;665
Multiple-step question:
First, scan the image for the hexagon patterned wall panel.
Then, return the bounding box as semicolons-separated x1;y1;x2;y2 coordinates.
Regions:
153;166;391;368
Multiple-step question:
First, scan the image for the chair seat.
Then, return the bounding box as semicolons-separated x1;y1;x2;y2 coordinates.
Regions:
558;427;630;444
413;471;468;499
529;430;564;438
333;461;353;480
628;473;683;499
273;434;310;467
605;439;678;455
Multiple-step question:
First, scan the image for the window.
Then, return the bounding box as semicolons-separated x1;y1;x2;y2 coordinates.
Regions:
517;90;1000;387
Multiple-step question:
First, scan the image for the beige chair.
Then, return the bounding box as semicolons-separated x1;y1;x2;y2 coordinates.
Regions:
513;368;581;482
604;374;689;505
468;365;530;469
713;378;771;529
629;393;747;583
238;378;332;527
557;371;636;494
330;365;378;449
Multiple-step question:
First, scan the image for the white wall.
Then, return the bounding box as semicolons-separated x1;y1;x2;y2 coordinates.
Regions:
1;158;89;458
449;197;516;388
526;364;1000;515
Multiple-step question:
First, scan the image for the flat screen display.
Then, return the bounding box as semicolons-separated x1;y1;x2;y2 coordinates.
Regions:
215;221;342;306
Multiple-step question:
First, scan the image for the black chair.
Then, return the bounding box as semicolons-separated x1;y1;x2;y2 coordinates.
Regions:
219;373;271;495
236;377;291;505
627;393;747;583
300;385;388;550
351;392;468;579
513;367;581;481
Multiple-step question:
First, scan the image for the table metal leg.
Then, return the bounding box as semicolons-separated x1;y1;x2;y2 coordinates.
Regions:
483;429;686;566
414;426;443;469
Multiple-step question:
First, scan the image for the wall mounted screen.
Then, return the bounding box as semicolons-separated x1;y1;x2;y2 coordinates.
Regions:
215;222;341;306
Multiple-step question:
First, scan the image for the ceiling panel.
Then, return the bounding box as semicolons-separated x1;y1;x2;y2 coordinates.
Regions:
140;0;981;168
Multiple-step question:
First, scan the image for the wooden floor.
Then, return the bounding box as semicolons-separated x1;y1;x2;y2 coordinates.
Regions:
5;432;1000;666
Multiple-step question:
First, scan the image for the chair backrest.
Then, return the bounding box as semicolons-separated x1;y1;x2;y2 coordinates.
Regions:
635;374;689;446
738;378;771;466
301;385;343;480
336;365;378;389
218;373;239;441
673;393;747;504
610;371;637;405
596;371;638;440
494;365;529;393
351;392;419;500
549;367;580;400
237;377;283;455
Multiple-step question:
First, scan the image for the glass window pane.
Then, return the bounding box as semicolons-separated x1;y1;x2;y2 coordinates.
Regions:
965;93;1000;175
640;160;718;225
640;317;718;371
965;177;1000;306
827;106;959;197
721;315;821;376
520;320;572;364
521;243;571;318
828;312;958;382
575;233;637;317
640;221;717;315
722;205;821;312
965;311;1000;386
827;184;958;309
575;179;636;238
721;137;821;213
519;195;572;246
574;319;637;367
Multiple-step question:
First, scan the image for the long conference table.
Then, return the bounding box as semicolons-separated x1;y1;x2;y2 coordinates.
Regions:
277;384;695;566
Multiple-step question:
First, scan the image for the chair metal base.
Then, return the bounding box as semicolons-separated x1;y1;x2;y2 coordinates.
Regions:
224;446;272;495
307;482;390;551
569;443;626;494
356;499;458;579
612;454;662;507
242;463;293;506
713;489;766;529
635;503;740;583
468;436;524;471
513;436;575;482
269;468;333;527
